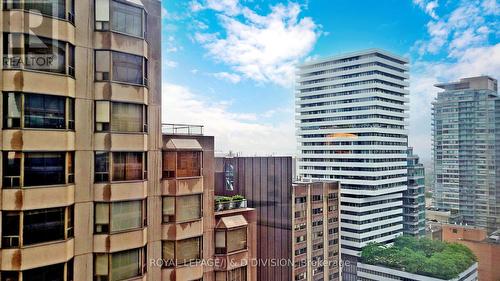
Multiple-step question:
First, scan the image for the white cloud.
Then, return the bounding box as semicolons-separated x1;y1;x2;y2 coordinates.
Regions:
211;72;242;83
165;60;178;68
190;0;241;15
194;2;321;87
162;83;296;156
415;0;496;57
413;0;439;19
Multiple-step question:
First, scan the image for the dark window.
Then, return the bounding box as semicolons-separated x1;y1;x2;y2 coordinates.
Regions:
112;52;144;84
3;92;21;128
23;262;65;281
94;152;110;182
1;212;20;247
23;207;65;245
24;94;66;129
111;0;144;37
24;0;65;19
0;271;19;281
24;152;65;187
177;151;201;178
25;35;65;74
2;151;21;188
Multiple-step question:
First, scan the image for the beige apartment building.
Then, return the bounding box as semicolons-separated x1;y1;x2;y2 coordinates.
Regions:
0;1;255;281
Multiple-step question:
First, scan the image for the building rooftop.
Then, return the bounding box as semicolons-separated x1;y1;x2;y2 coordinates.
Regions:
162;123;204;135
361;236;477;280
435;75;498;92
298;48;409;68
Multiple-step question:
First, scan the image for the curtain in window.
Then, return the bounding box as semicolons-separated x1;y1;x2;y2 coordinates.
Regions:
177;152;201;177
215;231;226;253
94;254;109;276
25;35;66;74
162;151;176;178
95;203;109;225
111;0;143;37
228;266;247;281
162;197;174;222
227;228;247;253
3;33;22;68
177;195;201;221
112;152;143;181
110;201;141;232
25;0;65;19
111;249;140;281
23;207;65;245
111;102;142;132
112;52;143;84
24;94;65;129
4;93;21;128
24;152;65;187
162;241;174;262
177;237;201;263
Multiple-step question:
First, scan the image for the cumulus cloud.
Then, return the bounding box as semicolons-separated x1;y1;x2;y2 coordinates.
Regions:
193;2;321;87
415;0;496;57
162;83;296;156
413;0;439;19
211;72;242;83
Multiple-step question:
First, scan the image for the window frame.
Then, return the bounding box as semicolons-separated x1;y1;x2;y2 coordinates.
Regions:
215;226;248;255
93;151;147;183
2;151;74;189
94;50;148;86
94;247;147;281
161;150;203;179
3;92;75;130
3;33;75;77
2;0;75;23
1;206;74;248
94;100;148;133
161;194;203;224
94;0;147;39
162;236;203;267
94;199;147;234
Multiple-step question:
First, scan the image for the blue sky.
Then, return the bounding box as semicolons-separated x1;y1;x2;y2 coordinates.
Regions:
161;0;499;165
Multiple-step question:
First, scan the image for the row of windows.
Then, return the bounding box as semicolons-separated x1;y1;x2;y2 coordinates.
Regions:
3;0;146;39
3;35;148;85
3;149;203;188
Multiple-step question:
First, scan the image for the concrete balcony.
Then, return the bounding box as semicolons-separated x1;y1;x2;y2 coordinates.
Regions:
162;263;204;281
94;181;148;201
2;184;75;211
94;82;149;105
2;129;75;151
161;177;203;196
94;31;148;59
2;10;75;44
93;228;147;253
2;70;75;97
0;238;74;271
94;132;148;151
161;219;203;241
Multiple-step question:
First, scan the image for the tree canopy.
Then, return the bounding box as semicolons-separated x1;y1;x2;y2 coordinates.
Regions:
360;236;476;280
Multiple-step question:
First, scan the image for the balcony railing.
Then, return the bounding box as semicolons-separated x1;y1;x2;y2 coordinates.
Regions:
162;123;204;135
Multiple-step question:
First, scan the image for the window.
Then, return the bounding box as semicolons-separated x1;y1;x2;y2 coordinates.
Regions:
3;151;74;188
216;266;247;281
94;152;147;183
3;33;75;76
94;51;147;85
3;92;74;129
94;200;146;233
0;260;74;281
224;163;235;191
162;151;202;179
162;194;202;223
215;227;247;254
162;237;202;266
94;248;146;281
1;206;73;247
3;0;73;22
95;0;146;38
95;101;147;133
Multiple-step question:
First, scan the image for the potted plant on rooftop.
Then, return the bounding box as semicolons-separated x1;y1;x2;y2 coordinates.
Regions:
232;195;246;208
219;196;232;210
215;196;225;212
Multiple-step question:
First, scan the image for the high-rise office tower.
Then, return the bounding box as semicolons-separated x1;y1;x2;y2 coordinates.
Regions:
0;0;162;280
432;76;499;233
296;49;409;280
403;147;426;237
